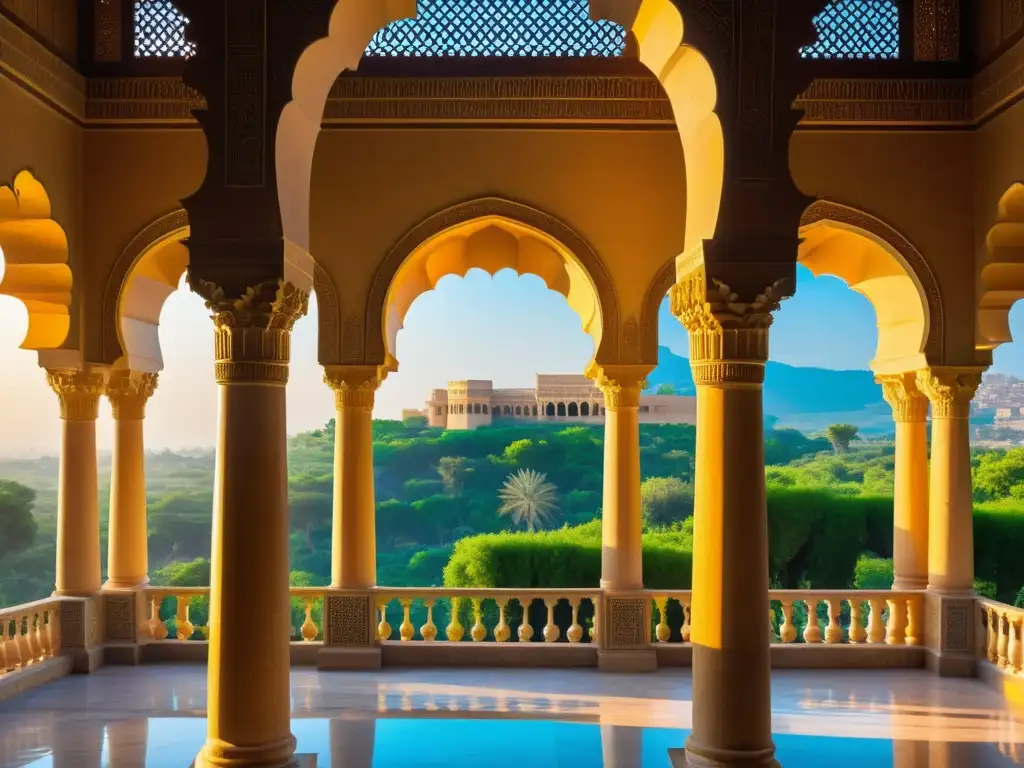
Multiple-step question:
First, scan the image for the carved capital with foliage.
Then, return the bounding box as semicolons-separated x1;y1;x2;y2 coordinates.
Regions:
46;369;108;422
916;368;983;419
106;371;159;420
323;365;387;410
586;363;650;410
188;278;309;385
669;271;786;386
876;372;928;423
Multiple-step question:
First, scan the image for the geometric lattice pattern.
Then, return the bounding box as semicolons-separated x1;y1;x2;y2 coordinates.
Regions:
365;0;625;57
134;0;195;58
800;0;900;59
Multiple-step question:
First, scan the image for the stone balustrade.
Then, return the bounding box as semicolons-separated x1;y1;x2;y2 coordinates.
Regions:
0;598;60;677
978;598;1024;673
650;590;924;646
374;589;600;644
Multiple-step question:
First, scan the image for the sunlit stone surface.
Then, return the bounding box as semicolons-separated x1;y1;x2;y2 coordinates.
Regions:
0;666;1022;767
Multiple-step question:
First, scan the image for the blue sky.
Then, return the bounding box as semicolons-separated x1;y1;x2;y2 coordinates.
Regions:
0;263;1022;455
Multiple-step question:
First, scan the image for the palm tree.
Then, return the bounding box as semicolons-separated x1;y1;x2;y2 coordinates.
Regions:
497;469;559;532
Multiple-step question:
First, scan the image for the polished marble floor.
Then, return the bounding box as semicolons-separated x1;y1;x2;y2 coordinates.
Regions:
0;665;1022;766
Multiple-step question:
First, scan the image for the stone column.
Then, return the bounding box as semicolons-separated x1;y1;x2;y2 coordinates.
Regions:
671;276;779;768
916;368;982;676
190;279;308;768
104;371;159;589
591;363;654;672
323;366;384;589
47;369;106;597
877;373;929;591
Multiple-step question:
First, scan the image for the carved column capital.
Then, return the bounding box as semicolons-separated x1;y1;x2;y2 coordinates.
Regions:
876;372;929;423
323;365;387;410
46;369;108;422
586;364;650;410
106;371;159;420
188;278;309;385
915;368;983;419
670;273;785;386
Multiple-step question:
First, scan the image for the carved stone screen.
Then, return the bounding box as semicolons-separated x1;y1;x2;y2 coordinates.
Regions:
365;0;625;57
801;0;900;59
134;0;195;58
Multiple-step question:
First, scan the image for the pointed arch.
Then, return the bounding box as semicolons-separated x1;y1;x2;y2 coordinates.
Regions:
979;184;1024;352
100;209;342;371
0;171;72;350
798;200;942;374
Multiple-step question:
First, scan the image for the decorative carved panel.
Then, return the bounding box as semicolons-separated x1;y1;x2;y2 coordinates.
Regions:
223;0;266;188
325;595;374;647
944;602;970;651
105;593;136;642
364;0;625;57
94;0;122;62
59;601;86;649
914;0;960;61
605;597;646;650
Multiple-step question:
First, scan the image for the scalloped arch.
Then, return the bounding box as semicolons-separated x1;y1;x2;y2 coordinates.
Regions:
365;197;620;369
799;200;943;373
0;171;72;350
978;183;1024;352
101;209;343;370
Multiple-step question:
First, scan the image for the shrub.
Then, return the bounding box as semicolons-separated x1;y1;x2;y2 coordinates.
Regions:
853;555;893;590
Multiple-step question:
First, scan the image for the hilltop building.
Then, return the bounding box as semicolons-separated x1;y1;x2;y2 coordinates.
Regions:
407;375;696;429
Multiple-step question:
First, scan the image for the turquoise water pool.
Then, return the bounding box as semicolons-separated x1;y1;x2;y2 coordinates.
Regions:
18;717;1024;767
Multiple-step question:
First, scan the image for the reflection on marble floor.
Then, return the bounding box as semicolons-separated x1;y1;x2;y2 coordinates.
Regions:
0;666;1022;766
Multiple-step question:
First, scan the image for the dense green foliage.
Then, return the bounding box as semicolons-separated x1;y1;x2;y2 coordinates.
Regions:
3;419;1024;606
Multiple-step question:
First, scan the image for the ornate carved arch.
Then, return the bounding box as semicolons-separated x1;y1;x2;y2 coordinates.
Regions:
101;209;342;367
365;197;621;366
799;199;943;364
640;258;679;365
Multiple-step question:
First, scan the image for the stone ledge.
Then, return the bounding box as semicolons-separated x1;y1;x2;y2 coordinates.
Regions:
381;641;598;668
0;655;72;703
656;643;925;669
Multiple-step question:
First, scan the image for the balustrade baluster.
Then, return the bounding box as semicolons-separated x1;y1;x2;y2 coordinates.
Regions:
988;608;1000;663
27;614;42;662
399;599;415;642
446;598;464;642
867;598;886;644
542;599;559;643
494;599;511;643
779;600;797;644
592;599;599;643
300;598;318;642
421;599;438;642
146;595;164;640
998;613;1011;668
0;619;9;672
16;616;32;666
567;599;583;644
175;595;194;641
849;601;867;644
825;600;844;644
886;598;907;645
905;597;922;646
1008;616;1023;674
517;597;534;642
653;597;670;643
40;610;53;659
470;599;487;642
680;600;690;643
377;601;393;641
803;599;822;644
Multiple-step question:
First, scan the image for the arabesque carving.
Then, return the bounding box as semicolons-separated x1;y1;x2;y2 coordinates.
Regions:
46;370;108;422
916;368;983;419
106;371;159;420
188;278;309;385
876;372;928;423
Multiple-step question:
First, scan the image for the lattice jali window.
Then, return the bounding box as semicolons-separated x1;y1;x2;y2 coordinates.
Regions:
801;0;900;59
365;0;626;57
134;0;195;58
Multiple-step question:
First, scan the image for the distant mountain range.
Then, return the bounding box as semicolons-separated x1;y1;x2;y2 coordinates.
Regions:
649;346;893;433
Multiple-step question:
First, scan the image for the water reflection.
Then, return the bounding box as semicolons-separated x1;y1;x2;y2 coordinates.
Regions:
5;716;1024;767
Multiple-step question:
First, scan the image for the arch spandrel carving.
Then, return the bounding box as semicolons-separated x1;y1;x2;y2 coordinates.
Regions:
799;199;944;367
101;209;343;370
365;197;621;367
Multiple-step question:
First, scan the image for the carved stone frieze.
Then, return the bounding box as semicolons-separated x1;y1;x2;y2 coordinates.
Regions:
876;372;929;423
86;77;205;123
106;371;159;420
916;368;983;418
46;370;108;422
188;278;310;385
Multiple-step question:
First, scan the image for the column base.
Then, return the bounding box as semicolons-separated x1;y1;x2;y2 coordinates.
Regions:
66;646;104;674
924;648;976;678
597;648;656;673
192;754;316;768
102;578;149;590
193;735;300;768
670;740;779;768
318;646;381;671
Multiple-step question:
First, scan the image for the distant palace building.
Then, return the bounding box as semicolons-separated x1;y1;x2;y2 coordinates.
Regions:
405;375;696;430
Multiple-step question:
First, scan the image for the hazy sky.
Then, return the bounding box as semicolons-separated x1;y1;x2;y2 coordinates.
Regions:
1;258;1023;456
